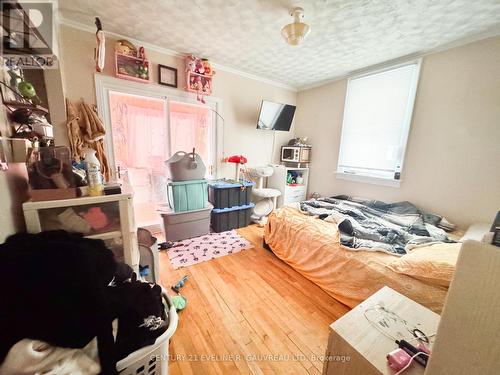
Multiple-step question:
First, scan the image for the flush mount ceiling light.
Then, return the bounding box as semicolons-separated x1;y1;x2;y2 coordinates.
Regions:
281;7;311;46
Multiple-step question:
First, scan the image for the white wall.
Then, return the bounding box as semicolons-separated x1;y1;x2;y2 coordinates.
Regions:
295;36;500;229
58;25;297;178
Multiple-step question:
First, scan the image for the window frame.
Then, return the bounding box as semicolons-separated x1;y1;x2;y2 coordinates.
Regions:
336;59;422;187
94;74;223;181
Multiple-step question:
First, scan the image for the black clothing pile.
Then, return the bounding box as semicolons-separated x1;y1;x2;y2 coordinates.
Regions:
0;230;168;374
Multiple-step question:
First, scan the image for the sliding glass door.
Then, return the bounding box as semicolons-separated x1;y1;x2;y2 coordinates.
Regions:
105;90;216;230
108;91;168;228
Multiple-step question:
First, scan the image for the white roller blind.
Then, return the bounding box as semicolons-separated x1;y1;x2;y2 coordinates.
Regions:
338;61;421;180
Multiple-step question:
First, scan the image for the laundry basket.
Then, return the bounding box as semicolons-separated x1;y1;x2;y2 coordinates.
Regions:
116;290;178;375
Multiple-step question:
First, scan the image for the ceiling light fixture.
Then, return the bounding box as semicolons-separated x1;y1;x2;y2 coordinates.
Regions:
281;7;311;46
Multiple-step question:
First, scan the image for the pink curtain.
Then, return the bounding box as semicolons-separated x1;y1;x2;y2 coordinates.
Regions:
125;105;166;172
109;93;168;206
109;93;167;174
169;101;212;173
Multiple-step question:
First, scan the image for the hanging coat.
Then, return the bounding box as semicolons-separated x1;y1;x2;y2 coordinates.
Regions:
65;98;84;162
65;98;110;181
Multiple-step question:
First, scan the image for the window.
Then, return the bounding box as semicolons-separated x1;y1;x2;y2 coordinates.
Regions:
337;60;421;185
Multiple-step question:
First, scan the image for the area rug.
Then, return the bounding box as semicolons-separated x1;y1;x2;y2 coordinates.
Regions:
166;230;253;269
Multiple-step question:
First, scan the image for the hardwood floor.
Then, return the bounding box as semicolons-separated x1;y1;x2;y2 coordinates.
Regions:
158;225;349;375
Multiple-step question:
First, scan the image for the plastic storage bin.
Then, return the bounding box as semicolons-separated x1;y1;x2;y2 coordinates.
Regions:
211;203;255;233
208;179;254;209
160;204;212;241
165;150;206;181
167;179;208;212
116;290;178;375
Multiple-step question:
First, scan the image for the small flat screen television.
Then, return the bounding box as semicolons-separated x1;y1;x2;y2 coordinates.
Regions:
256;100;296;131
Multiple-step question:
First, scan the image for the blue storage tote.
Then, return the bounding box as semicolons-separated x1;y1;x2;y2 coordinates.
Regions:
167;179;208;212
211;203;255;233
208;179;254;209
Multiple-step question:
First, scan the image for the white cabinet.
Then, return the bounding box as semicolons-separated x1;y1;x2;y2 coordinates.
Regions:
23;193;140;272
267;165;309;207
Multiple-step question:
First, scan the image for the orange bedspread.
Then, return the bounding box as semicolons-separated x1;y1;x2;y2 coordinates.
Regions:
264;206;448;313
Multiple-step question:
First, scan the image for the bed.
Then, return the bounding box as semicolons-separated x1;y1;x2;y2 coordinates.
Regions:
264;203;461;313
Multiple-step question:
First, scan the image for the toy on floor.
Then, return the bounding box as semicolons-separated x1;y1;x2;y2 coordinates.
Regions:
172;275;188;293
158;241;174;250
171;275;189;311
171;294;187;311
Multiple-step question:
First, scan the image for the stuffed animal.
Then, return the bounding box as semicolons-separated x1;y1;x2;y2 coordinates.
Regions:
192;75;202;91
194;58;205;75
185;55;196;72
202;59;212;75
137;61;149;80
202;78;211;93
138;47;146;60
115;39;137;56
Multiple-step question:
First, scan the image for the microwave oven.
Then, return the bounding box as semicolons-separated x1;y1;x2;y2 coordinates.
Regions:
281;146;311;164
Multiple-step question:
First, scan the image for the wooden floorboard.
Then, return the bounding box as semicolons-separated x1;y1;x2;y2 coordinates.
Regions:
159;225;350;375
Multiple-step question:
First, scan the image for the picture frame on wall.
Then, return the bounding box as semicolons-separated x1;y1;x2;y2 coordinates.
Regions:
158;64;177;88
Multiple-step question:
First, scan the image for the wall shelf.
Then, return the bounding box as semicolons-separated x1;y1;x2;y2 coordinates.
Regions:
2;100;49;114
186;71;213;95
115;52;150;83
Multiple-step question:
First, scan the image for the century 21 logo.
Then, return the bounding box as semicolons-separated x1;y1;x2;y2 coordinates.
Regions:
2;1;53;54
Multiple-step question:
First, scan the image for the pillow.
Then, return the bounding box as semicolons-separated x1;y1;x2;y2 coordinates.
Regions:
386;243;462;287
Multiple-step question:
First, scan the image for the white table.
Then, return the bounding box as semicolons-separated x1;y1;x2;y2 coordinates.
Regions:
323;286;440;375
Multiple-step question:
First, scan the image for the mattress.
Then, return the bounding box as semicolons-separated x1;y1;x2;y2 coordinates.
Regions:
264;206;449;313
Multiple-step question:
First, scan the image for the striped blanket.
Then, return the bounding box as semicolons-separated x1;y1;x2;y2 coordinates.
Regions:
300;195;454;256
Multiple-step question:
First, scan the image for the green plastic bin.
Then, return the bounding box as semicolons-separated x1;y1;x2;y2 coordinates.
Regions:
167;179;208;212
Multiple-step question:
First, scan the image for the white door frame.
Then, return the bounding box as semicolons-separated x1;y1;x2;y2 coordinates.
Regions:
94;74;223;181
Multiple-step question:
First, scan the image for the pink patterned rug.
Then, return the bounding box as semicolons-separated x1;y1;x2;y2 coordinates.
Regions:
166;230;253;269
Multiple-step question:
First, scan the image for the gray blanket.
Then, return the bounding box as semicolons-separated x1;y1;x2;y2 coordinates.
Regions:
300;195;454;256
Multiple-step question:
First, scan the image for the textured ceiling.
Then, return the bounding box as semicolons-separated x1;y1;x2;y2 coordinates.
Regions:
59;0;500;89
